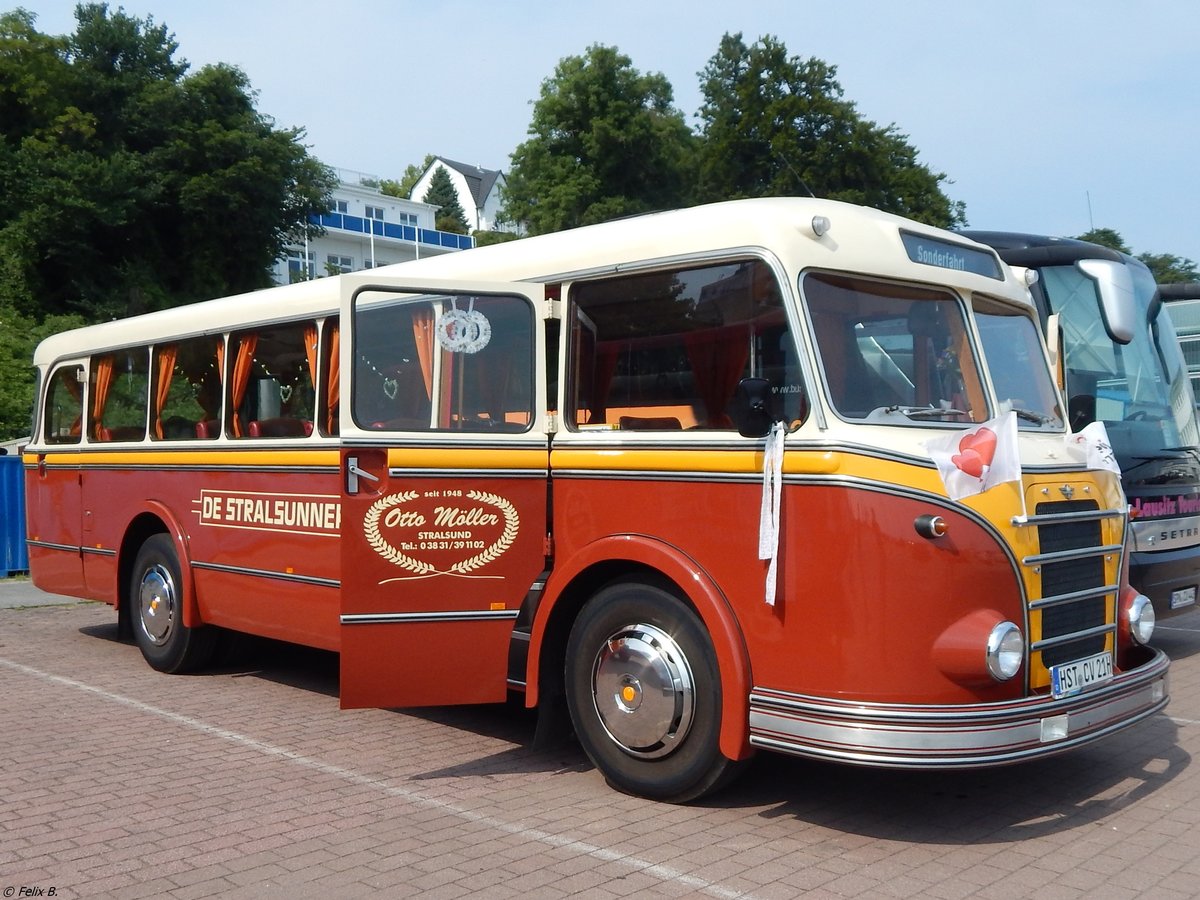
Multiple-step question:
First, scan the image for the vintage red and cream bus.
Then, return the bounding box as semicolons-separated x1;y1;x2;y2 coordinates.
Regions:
23;198;1168;801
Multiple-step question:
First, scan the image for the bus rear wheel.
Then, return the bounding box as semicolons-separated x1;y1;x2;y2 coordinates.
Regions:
130;534;216;674
564;581;739;802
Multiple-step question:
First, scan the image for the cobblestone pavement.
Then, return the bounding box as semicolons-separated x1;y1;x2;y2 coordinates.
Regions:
3;588;1200;899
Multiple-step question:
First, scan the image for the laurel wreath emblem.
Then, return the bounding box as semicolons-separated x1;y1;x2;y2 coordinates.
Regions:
451;490;519;574
363;491;435;575
362;489;519;577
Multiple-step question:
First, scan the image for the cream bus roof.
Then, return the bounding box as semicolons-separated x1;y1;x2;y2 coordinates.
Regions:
33;197;1028;365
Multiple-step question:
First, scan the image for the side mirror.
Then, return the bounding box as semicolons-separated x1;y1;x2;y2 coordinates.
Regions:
1076;259;1135;345
731;377;778;438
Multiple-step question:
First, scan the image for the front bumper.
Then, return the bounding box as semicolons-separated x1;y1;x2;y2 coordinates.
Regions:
747;648;1169;768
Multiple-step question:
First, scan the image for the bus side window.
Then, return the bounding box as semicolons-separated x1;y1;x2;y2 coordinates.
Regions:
352;296;533;433
568;259;806;430
152;335;224;440
228;321;317;439
89;349;148;442
44;365;84;445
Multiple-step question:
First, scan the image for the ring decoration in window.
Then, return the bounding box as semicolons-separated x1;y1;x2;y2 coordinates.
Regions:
436;297;492;354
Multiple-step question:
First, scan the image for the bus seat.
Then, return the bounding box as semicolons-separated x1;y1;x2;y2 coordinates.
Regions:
161;416;195;440
195;420;220;439
98;425;145;442
247;417;314;438
619;415;682;430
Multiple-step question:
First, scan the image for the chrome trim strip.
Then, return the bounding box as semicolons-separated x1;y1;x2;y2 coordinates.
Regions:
552;468;760;484
25;539;79;554
39;464;340;475
1023;544;1123;566
747;650;1168;768
340;609;520;625
80;546;116;557
387;467;545;479
190;560;339;588
1013;508;1124;527
1029;584;1119;610
1030;623;1116;651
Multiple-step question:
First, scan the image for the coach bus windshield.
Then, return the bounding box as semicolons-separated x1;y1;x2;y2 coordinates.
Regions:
974;299;1064;430
1042;261;1200;461
804;272;990;425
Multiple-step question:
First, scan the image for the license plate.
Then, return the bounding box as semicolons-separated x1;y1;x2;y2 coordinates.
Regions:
1170;586;1197;610
1051;652;1113;699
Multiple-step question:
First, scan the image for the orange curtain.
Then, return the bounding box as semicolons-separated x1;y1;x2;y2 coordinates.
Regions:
230;334;258;437
153;345;177;439
325;323;340;434
684;326;751;428
412;307;434;400
303;323;318;389
90;356;114;440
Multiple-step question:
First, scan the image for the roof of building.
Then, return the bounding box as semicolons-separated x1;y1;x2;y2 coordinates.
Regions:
433;157;503;209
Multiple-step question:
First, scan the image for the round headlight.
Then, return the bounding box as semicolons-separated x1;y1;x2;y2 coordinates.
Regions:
1127;593;1155;646
986;621;1023;681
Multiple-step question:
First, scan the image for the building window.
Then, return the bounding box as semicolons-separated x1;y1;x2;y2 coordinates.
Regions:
334;200;349;214
398;212;418;227
287;249;315;282
326;254;353;275
365;206;384;220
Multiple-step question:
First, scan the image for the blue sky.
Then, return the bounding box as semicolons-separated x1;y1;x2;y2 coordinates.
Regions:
22;1;1200;261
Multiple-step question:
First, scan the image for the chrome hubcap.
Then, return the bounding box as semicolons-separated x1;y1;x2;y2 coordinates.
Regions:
591;622;694;759
138;563;176;646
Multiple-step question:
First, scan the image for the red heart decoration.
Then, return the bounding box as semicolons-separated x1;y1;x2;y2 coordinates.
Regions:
951;427;996;478
952;448;985;478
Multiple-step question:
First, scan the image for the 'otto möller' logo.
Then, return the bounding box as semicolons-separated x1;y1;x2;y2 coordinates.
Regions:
364;489;518;581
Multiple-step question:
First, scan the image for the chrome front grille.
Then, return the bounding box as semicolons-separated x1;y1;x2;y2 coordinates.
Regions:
1022;499;1122;682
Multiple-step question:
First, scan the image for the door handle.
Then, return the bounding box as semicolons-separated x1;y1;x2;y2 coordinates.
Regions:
346;456;380;494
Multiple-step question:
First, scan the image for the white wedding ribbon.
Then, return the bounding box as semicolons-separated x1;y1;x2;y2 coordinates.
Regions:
758;422;786;605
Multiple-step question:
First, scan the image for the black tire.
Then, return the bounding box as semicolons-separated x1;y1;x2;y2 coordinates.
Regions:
129;534;216;674
564;581;740;802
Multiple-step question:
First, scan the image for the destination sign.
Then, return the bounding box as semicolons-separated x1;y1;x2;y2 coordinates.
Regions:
900;231;1002;280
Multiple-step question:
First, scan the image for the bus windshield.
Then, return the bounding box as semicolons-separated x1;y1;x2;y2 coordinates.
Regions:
1043;262;1200;460
974;299;1064;430
803;272;988;425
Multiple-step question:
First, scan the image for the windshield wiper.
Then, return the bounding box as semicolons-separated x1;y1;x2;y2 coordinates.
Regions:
882;405;970;420
1010;407;1055;425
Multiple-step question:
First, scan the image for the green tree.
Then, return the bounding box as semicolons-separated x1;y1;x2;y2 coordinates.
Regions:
422;165;470;234
694;33;965;227
0;303;86;439
380;154;435;199
503;44;695;235
0;3;335;323
1138;253;1199;284
1076;228;1131;254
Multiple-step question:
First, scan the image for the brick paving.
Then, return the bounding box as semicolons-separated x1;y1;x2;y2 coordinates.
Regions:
2;590;1200;899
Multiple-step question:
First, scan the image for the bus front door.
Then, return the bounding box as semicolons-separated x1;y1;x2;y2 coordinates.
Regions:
337;277;551;709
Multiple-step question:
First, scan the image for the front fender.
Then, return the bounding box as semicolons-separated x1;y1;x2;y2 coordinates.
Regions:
530;533;754;761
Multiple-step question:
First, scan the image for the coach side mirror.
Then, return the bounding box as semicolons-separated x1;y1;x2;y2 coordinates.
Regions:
1077;259;1135;345
731;377;777;438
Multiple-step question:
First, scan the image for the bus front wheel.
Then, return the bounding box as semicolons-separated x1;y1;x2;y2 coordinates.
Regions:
129;534;216;674
564;581;739;802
